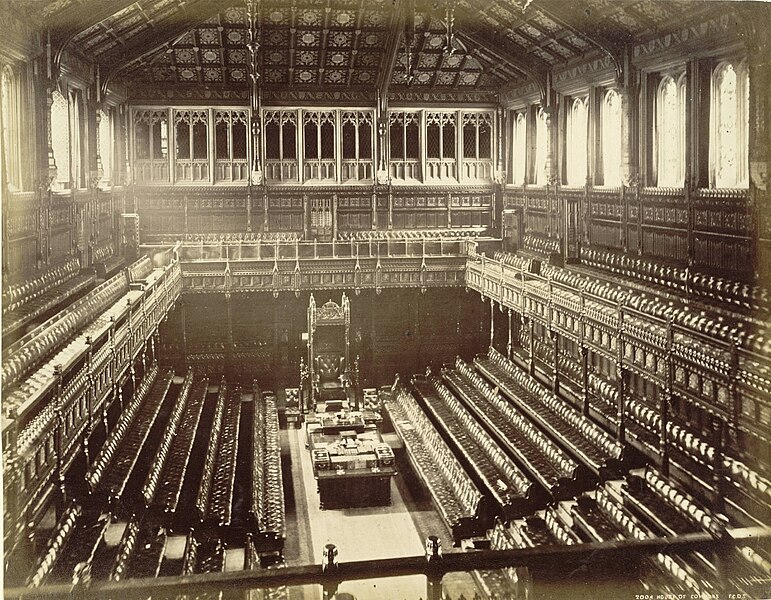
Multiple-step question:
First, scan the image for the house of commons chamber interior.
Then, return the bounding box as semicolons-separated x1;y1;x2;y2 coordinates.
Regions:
1;0;771;598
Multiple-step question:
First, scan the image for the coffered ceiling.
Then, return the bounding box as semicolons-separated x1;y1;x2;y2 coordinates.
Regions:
12;0;743;94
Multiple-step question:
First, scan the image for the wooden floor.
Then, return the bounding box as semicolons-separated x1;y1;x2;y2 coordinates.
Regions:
284;422;480;600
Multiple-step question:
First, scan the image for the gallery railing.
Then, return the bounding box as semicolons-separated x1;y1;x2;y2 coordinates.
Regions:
4;527;768;600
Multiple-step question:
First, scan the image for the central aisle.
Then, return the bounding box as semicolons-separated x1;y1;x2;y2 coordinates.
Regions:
291;424;428;600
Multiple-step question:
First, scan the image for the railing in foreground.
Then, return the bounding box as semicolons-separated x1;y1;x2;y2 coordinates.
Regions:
5;527;768;600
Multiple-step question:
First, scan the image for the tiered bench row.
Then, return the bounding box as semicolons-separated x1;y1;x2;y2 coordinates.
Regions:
142;370;200;512
444;360;587;500
475;349;627;479
384;383;486;543
488;464;770;599
96;370;174;503
2;256;96;338
412;375;535;521
111;516;167;581
251;382;285;552
183;532;227;575
86;364;160;493
197;382;241;526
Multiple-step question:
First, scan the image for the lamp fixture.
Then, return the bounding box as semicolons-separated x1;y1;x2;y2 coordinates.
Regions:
404;0;416;85
443;0;456;56
245;0;263;184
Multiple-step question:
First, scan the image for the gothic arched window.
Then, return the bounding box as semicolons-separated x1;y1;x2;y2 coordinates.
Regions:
656;74;686;187
601;89;622;186
534;107;548;185
511;111;526;185
710;60;749;188
567;97;588;186
51;88;70;189
99;107;113;184
1;66;21;191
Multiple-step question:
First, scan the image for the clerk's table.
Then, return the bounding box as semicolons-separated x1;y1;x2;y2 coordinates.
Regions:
306;411;395;508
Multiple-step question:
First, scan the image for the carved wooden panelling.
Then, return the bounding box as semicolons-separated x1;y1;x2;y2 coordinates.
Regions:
49;206;72;228
337;213;372;231
6;210;37;240
641;203;688;227
590;202;623;221
393;195;447;209
50;230;71;259
268;213;304;231
641;228;687;260
451;194;492;208
393;212;447;229
337;196;372;210
693;198;752;236
589;222;623;249
693;234;752;273
269;196;303;210
6;239;36;275
187;214;249;233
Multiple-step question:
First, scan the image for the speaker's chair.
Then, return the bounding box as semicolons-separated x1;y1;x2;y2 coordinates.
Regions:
316;353;346;401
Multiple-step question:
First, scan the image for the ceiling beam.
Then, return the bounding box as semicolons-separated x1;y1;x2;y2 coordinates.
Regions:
98;0;232;86
532;0;627;80
454;29;548;100
46;0;138;33
377;0;406;99
49;0;139;72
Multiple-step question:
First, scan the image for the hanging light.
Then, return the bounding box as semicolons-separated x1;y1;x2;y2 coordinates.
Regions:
246;0;263;184
443;0;456;56
404;0;416;85
246;0;260;84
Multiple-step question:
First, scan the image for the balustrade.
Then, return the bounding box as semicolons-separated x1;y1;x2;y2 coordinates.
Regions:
175;159;209;183
425;158;457;181
340;159;372;182
134;159;169;184
215;159;248;183
303;159;336;182
389;159;421;182
265;159;298;183
462;159;493;181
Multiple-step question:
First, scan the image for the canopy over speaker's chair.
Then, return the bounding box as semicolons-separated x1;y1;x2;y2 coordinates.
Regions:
308;294;350;404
